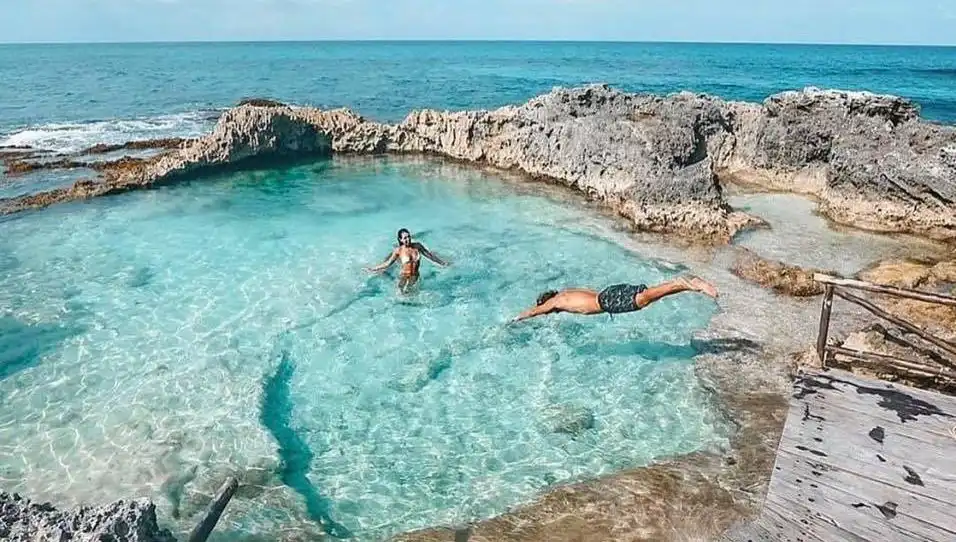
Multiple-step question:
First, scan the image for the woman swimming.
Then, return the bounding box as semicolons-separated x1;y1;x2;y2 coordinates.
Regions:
364;228;449;292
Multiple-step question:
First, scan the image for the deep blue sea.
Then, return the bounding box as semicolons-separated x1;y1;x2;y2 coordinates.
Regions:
1;42;954;541
1;41;956;151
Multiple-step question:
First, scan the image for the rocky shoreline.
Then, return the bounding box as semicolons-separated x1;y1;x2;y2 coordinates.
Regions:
0;492;175;542
2;85;955;541
3;85;955;244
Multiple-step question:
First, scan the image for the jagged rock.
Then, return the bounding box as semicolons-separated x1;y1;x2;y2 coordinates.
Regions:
0;105;332;212
730;247;834;297
858;258;936;289
387;86;759;242
0;492;176;542
722;87;956;242
140;104;333;182
294;108;393;153
4;156;87;175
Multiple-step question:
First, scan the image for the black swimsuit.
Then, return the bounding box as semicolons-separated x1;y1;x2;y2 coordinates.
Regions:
597;283;648;314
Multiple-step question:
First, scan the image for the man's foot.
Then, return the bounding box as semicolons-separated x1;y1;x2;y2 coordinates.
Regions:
680;276;719;299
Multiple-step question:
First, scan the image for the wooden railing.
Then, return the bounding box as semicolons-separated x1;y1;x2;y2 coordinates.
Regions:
813;274;956;380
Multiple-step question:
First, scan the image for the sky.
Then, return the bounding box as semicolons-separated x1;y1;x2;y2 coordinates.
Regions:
2;0;954;45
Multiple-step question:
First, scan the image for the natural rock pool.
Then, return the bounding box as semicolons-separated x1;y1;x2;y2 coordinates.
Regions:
0;158;730;540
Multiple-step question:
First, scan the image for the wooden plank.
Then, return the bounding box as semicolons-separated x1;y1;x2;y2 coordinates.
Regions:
760;499;866;542
725;369;956;542
813;274;956;307
768;448;955;541
783;401;956;482
831;289;956;361
792;372;956;433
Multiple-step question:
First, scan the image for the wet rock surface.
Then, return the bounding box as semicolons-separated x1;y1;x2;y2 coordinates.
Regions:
0;491;177;542
730;247;835;297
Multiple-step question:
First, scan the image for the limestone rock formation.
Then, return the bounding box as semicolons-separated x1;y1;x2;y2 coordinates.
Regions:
390;87;761;241
1;105;332;214
0;492;176;542
729;248;834;297
139;104;332;183
721;87;956;242
4;85;955;244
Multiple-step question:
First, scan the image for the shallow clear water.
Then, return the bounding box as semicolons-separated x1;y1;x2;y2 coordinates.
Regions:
0;158;728;540
729;193;944;275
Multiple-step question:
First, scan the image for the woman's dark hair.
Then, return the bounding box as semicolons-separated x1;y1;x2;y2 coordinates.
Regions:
397;228;410;241
536;290;558;306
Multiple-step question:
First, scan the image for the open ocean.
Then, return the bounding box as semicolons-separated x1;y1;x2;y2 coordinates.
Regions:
2;41;955;152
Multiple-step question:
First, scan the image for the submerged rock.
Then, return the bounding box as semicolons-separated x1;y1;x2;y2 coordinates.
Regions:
540;404;595;436
730;247;834;297
0;492;176;542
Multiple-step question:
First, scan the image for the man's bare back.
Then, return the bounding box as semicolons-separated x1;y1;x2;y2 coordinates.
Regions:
511;276;718;322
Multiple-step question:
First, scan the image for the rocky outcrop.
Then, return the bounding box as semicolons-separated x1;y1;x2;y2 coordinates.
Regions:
720;88;956;242
0;492;176;542
3;85;955;244
1;105;332;213
390;88;764;241
730;248;835;297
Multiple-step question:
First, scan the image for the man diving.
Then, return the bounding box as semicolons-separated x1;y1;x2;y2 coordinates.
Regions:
511;276;718;322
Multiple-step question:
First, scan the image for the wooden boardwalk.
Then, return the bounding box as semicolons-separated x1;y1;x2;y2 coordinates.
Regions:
722;369;956;542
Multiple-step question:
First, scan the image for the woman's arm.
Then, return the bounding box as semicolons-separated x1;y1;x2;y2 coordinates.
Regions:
365;250;398;273
415;243;449;267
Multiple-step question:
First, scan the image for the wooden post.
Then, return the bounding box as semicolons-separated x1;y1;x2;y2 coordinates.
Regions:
188;477;239;542
817;285;834;368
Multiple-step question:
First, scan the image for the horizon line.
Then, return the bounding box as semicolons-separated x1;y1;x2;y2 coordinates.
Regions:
2;38;955;48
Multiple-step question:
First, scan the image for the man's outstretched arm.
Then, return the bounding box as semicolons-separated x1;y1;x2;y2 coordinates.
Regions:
510;300;556;323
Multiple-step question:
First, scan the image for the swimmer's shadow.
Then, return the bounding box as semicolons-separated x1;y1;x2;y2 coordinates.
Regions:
573;337;759;361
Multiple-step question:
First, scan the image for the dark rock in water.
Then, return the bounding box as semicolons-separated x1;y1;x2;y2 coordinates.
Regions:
541;404;596;436
237;97;287;107
79;138;191;155
0;491;176;542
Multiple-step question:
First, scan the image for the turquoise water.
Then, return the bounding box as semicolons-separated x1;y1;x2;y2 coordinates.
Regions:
2;40;952;539
0;158;727;539
1;42;956;153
